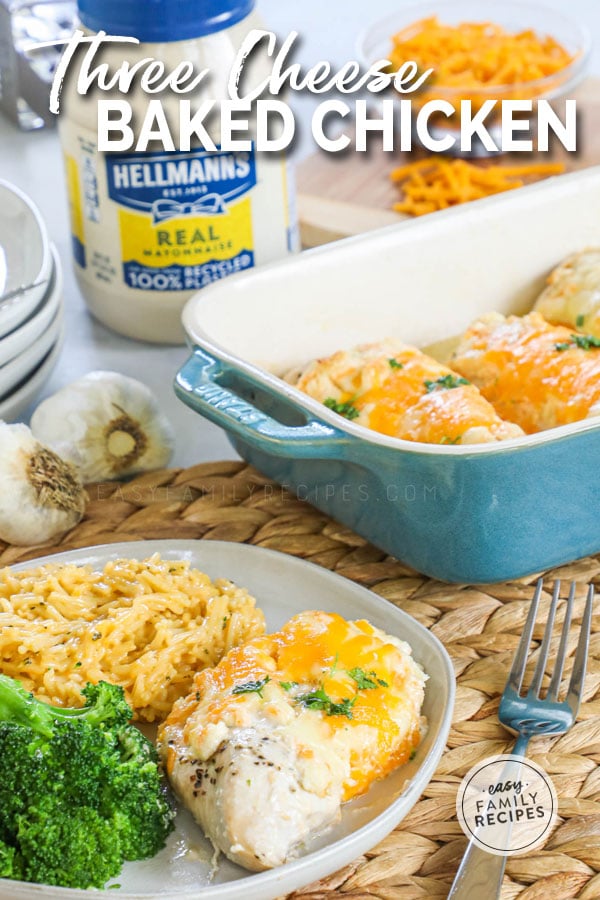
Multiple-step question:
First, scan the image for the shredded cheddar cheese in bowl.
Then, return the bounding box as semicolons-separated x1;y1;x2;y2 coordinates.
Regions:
390;16;575;97
369;3;590;149
354;3;591;161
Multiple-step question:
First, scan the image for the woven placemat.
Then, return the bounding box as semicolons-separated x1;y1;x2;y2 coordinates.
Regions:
3;460;600;900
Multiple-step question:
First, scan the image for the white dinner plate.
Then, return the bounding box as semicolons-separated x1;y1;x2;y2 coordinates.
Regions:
0;540;454;900
0;307;62;400
0;329;64;423
0;180;51;338
0;244;62;369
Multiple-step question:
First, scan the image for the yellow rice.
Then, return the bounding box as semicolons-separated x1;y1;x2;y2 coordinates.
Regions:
0;554;265;721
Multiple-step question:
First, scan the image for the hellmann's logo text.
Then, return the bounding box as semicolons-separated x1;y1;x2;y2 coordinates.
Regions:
109;154;252;190
106;151;256;224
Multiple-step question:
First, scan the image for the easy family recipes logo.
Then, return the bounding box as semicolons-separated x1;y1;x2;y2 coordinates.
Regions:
457;754;558;856
49;29;577;155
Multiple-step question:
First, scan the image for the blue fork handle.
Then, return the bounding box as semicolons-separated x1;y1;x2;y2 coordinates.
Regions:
175;348;350;458
448;736;531;900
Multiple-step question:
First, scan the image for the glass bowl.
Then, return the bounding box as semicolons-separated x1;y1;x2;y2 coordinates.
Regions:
357;0;591;156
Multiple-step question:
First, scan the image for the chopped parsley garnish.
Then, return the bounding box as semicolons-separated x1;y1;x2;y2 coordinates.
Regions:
297;687;357;719
424;374;470;393
555;333;600;351
440;435;462;445
409;748;417;761
323;398;360;420
232;676;270;698
388;358;404;370
279;681;298;692
296;686;332;711
576;314;586;328
348;667;388;690
328;697;357;718
292;659;388;720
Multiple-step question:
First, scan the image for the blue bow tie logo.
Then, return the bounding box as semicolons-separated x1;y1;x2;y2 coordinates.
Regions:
152;194;226;224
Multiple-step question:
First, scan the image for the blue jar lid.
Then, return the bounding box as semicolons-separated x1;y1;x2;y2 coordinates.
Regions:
78;0;255;42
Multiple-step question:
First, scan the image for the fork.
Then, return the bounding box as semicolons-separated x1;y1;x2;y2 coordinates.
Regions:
448;579;594;900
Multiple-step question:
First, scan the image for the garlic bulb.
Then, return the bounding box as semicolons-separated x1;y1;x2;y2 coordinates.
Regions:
30;371;175;481
0;423;85;545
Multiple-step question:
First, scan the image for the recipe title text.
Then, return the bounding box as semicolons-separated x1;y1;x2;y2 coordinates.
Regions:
50;29;577;154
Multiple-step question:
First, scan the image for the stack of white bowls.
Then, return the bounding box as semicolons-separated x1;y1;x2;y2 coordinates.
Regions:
0;180;63;421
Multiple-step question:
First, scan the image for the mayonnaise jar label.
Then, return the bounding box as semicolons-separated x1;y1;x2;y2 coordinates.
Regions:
104;148;256;291
60;113;294;341
65;144;258;293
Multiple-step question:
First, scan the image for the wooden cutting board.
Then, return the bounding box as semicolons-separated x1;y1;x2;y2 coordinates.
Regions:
296;78;600;247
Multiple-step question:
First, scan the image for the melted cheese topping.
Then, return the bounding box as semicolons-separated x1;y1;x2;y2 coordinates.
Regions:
451;312;600;433
160;611;426;801
296;339;523;445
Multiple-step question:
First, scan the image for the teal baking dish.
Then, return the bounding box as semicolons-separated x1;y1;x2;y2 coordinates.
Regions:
175;168;600;584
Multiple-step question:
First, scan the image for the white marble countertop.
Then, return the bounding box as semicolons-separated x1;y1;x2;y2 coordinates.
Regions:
1;0;599;468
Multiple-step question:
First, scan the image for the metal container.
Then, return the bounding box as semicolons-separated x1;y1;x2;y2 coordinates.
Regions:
0;0;75;130
176;167;600;584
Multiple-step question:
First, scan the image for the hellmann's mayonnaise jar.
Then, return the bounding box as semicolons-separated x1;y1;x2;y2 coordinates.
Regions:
59;0;298;343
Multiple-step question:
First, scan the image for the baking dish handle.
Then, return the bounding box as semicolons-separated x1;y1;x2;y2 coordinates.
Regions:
175;349;350;457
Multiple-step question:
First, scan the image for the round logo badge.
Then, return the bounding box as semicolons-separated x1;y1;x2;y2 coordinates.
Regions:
456;754;557;856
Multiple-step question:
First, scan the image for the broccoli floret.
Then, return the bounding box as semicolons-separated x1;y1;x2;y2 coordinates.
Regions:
0;839;22;880
0;675;175;889
16;800;123;889
0;676;132;738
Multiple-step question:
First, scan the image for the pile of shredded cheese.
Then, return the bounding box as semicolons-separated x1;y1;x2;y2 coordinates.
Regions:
389;17;574;89
390;158;565;216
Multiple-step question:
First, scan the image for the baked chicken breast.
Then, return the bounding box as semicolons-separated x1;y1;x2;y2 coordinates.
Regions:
158;611;426;871
451;311;600;433
534;248;600;338
295;338;523;445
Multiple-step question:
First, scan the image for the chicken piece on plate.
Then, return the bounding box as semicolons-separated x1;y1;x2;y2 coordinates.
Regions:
295;338;523;445
451;311;600;434
158;611;426;871
534;248;600;338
